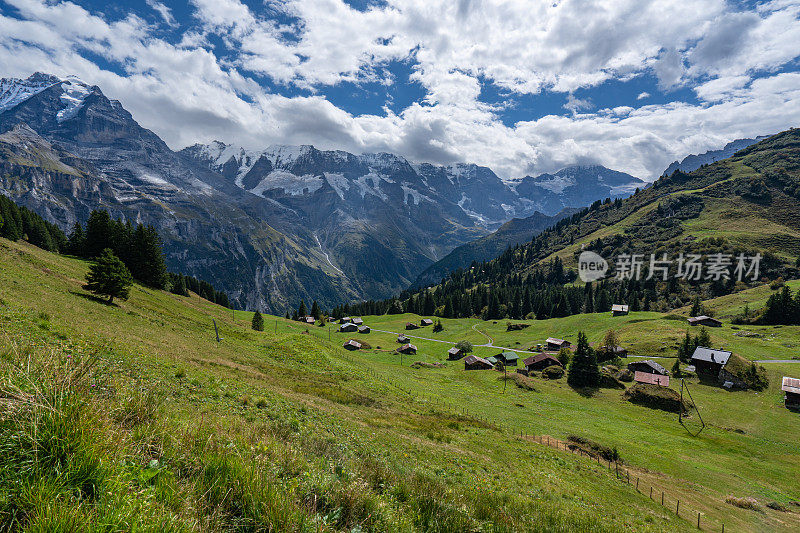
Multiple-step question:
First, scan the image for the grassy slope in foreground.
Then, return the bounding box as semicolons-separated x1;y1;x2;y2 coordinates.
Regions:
0;237;699;532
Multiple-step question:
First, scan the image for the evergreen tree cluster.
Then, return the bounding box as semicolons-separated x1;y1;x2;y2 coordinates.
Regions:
0;194;67;252
676;327;711;362
167;272;230;308
567;332;600;388
756;285;800;325
67;210;168;289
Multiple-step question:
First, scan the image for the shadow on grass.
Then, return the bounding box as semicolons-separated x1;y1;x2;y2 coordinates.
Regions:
69;290;119;307
569;385;600;398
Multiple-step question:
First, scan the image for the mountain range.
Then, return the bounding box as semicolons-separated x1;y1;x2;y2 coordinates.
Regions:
661;136;768;176
0;72;647;311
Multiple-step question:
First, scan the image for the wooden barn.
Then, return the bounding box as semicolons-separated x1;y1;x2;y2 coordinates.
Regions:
398;343;417;355
600;345;628;358
421;318;434;326
303;316;316;324
627;359;667;376
397;334;410;343
782;377;800;409
339;323;358;333
352;317;364;326
612;304;629;316
690;347;731;375
687;315;722;327
326;316;336;322
634;371;670;387
343;340;362;351
523;353;562;372
546;337;570;351
496;352;519;366
405;322;420;330
340;316;352;324
464;355;493;370
447;347;465;360
358;325;370;334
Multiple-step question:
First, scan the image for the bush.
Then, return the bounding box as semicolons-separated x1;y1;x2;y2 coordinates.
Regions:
501;373;538;391
616;369;634;382
542;365;564;379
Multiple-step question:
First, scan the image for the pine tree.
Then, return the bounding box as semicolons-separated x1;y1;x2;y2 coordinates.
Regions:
84;248;133;304
690;296;703;316
567;331;600;388
671;357;681;377
298;300;308;317
696;326;711;348
67;222;86;256
252;311;264;331
310;300;321;320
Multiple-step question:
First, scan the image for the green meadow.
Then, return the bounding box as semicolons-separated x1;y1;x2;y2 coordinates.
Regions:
1;236;799;531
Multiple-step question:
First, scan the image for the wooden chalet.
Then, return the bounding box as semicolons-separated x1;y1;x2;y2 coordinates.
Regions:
781;377;800;409
339;323;358;333
611;304;629;316
398;343;417;355
690;347;731;374
352;317;364;325
343;339;362;351
495;351;519;366
326;316;336;322
447;346;465;360
397;334;410;343
634;371;670;387
523;353;562;372
626;359;667;376
358;325;370;334
600;345;628;358
687;315;722;327
405;322;420;330
340;316;352;324
546;337;570;351
421;318;434;326
302;316;316;324
464;355;494;370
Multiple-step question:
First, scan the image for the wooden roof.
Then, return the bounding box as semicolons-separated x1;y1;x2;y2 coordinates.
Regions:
688;315;721;324
343;340;362;349
612;304;629;312
464;355;492;367
546;337;568;346
634;371;670;386
690;346;731;365
782;376;800;395
523;353;561;367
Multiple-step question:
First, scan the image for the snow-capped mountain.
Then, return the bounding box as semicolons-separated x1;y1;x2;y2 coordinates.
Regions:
0;72;645;311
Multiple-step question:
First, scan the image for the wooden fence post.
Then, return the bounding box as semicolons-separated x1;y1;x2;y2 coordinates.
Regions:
661;492;664;505
676;500;680;516
697;512;700;529
650;487;653;499
636;478;639;491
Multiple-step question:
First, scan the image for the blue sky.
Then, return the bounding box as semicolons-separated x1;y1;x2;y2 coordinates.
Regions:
1;0;799;179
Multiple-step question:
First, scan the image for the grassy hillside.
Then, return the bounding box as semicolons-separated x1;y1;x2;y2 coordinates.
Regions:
0;236;711;532
2;237;800;531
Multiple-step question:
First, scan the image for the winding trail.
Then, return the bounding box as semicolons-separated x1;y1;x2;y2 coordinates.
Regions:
371;325;534;353
314;233;344;275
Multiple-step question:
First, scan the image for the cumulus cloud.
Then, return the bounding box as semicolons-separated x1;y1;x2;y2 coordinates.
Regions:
0;0;799;181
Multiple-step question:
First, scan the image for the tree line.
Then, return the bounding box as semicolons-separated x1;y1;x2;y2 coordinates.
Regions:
0;195;67;252
0;194;231;308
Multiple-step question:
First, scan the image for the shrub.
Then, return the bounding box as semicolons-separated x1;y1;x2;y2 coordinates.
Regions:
542;365;565;379
567;435;620;462
501;373;538;391
616;369;634;382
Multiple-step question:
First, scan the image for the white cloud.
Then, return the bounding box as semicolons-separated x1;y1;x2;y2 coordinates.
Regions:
0;0;799;182
146;0;177;27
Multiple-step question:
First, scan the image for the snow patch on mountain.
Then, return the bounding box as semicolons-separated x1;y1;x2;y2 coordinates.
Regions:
532;174;576;194
57;77;93;122
251;170;323;197
325;172;351;200
0;73;60;113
